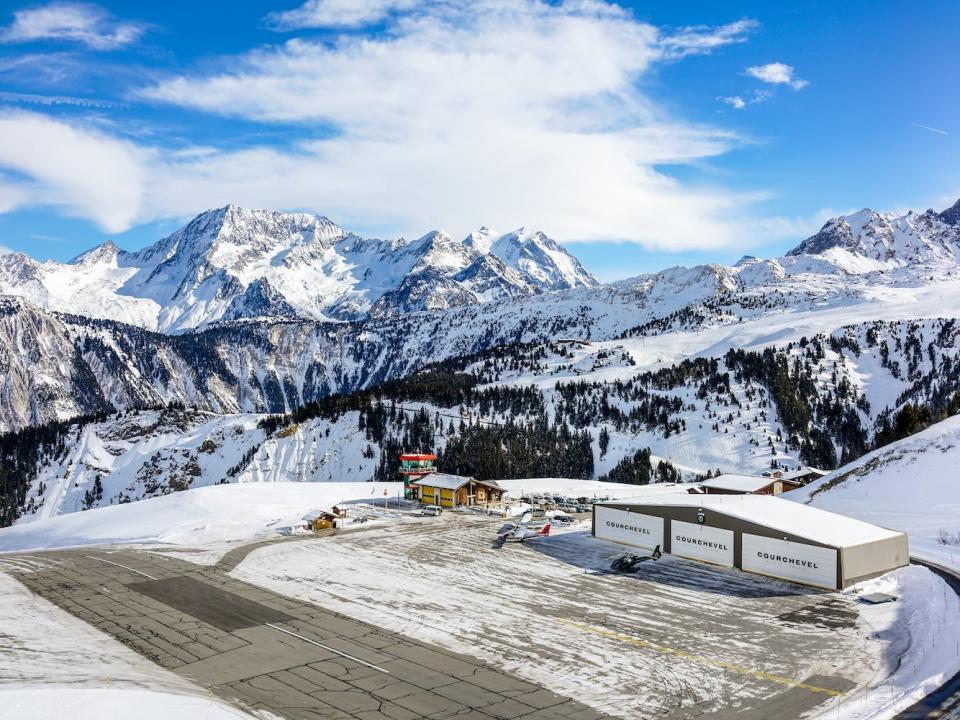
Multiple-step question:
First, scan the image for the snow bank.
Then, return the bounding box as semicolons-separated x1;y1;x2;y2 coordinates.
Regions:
791;415;960;572
0;572;252;719
0;481;404;554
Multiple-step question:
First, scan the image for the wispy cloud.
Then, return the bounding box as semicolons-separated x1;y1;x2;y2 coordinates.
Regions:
659;18;759;59
0;2;147;50
745;62;807;90
718;95;746;110
0;2;793;253
265;0;419;30
0;90;123;108
911;122;949;136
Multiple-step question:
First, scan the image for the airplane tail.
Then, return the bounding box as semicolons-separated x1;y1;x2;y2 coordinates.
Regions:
539;524;551;536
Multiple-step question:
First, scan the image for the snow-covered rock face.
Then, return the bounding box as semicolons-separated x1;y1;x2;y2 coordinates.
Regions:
786;200;960;273
0;205;596;332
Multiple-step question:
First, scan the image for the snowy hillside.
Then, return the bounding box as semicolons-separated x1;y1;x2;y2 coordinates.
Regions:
791;414;960;571
10;314;960;524
0;205;596;332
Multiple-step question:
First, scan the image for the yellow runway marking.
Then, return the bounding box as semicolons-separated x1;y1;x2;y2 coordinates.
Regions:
557;618;845;697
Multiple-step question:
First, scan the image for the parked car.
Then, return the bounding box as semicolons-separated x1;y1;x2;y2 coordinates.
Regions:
421;505;443;516
558;503;578;513
575;504;591;513
552;514;575;525
530;508;546;519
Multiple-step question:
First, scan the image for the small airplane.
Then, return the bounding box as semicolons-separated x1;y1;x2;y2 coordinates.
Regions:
495;515;552;545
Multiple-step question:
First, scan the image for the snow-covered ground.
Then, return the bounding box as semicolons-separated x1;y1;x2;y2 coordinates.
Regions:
1;477;660;557
0;570;252;720
832;565;960;720
791;414;960;573
227;505;956;720
0;481;405;558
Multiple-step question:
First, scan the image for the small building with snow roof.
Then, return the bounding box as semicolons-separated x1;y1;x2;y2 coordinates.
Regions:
593;494;908;589
698;473;804;496
412;473;505;508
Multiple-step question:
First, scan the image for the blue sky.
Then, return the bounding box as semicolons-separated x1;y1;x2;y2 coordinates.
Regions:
0;0;956;279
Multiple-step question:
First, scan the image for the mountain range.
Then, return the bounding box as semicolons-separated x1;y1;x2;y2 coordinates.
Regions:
3;198;960;336
0;205;595;332
3;195;960;526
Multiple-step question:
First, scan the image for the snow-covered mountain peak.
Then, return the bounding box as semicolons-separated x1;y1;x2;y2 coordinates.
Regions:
70;240;121;266
463;226;497;254
490;227;597;289
786;202;960;273
0;205;601;331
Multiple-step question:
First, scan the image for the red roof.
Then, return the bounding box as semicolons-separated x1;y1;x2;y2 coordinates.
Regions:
400;453;437;461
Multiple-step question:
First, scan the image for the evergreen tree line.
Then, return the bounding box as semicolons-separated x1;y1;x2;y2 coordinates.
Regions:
436;416;594;481
0;410;112;526
599;447;680;485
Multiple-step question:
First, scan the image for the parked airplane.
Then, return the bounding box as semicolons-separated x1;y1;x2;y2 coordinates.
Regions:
495;518;551;545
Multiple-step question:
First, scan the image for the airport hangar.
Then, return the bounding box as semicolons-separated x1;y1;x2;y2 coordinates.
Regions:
593;494;908;590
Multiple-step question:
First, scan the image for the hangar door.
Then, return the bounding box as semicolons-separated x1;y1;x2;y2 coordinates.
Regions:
594;506;664;551
741;534;838;589
671;520;734;567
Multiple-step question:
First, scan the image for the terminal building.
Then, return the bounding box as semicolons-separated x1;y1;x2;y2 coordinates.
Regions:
413;473;506;509
593;494;908;590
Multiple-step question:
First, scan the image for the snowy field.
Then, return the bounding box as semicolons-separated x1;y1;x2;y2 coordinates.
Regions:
0;569;252;720
0;478;672;558
0;481;406;559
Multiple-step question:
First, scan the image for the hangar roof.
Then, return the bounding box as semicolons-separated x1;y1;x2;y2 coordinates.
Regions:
699;474;777;493
601;493;903;548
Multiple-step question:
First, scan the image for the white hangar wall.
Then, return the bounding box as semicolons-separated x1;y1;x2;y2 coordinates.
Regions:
592;495;908;590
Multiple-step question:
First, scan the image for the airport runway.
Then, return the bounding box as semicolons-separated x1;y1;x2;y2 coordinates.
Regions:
6;547;608;720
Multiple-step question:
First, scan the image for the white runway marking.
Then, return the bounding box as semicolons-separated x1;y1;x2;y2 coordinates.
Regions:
265;623;391;674
85;555;158;581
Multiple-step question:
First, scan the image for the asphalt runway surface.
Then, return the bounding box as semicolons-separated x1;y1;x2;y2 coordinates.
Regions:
6;547;608;720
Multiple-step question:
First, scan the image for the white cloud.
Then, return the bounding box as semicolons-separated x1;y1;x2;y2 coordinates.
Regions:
745;62;807;90
265;0;419;30
130;1;768;250
0;110;145;231
718;95;746;110
0;2;146;50
659;18;758;59
0;2;797;252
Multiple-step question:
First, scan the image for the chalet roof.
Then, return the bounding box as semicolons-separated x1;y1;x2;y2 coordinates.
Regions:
699;474;777;493
415;473;502;491
778;467;827;482
302;509;338;522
